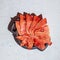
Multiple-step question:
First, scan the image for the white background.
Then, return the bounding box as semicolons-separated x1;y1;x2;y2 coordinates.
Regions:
0;0;60;60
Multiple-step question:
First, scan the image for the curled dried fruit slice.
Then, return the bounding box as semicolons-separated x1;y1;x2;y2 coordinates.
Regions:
25;14;33;34
29;16;40;35
19;14;26;35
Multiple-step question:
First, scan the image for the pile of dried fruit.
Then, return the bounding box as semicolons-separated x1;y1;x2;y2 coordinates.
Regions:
8;12;52;51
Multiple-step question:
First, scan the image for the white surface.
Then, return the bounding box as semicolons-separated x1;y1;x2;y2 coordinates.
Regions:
0;0;60;60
